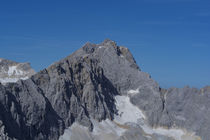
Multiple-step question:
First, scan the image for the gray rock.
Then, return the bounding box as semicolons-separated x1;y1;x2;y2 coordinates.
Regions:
159;86;210;140
0;45;119;139
0;39;209;140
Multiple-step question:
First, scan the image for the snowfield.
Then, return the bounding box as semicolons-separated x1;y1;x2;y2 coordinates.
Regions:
114;95;146;124
0;77;28;85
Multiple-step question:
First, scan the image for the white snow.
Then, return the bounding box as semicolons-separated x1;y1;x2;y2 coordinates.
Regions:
98;46;103;49
114;94;200;140
20;76;29;80
0;76;29;85
128;88;139;95
0;77;19;84
153;127;185;140
92;119;125;137
114;95;146;124
59;126;73;140
59;123;92;140
8;66;25;76
0;65;29;85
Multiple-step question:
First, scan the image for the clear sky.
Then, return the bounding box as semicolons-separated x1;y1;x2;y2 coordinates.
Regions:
0;0;209;88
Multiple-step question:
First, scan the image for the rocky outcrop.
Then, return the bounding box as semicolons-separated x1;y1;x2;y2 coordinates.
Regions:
0;39;209;140
0;58;35;85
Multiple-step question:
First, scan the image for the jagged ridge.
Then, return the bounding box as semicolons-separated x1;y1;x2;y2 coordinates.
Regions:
0;39;209;140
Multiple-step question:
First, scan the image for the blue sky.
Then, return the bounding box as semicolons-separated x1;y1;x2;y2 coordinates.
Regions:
0;0;209;88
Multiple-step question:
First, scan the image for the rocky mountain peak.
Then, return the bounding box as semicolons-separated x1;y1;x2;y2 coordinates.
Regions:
81;39;139;68
0;40;209;140
82;39;117;54
100;38;117;46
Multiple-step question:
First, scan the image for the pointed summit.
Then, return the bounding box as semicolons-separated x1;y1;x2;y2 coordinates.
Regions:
82;42;96;54
100;38;117;47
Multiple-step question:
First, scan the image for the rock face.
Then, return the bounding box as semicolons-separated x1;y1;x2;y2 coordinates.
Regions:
159;86;210;140
0;39;209;140
0;58;35;85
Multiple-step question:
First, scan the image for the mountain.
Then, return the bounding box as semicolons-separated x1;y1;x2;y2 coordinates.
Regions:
0;58;35;85
0;39;209;140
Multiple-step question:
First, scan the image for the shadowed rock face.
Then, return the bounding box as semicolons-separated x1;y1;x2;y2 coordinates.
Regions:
0;39;209;140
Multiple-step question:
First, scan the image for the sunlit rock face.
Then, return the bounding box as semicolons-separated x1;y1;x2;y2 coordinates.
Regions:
0;58;35;84
0;39;208;140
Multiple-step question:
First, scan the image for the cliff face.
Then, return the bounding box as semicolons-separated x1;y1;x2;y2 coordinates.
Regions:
0;39;209;140
0;47;119;140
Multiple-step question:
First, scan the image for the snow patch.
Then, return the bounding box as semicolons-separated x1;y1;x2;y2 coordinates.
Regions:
59;123;92;140
20;76;29;80
8;66;25;76
0;77;19;84
114;94;201;140
92;119;125;137
0;76;29;85
114;95;146;124
98;46;104;49
153;127;185;140
128;88;139;95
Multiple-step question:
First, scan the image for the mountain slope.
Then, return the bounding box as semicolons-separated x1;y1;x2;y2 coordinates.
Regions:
0;39;209;140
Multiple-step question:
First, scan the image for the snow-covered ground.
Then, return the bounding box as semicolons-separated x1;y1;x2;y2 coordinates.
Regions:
114;95;201;140
91;119;125;137
98;46;103;49
114;95;146;124
0;77;28;85
0;64;33;85
128;88;139;95
59;123;92;140
0;70;28;84
8;66;25;76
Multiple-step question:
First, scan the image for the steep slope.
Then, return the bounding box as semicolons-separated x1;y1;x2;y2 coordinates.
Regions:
0;39;209;140
0;42;119;140
0;58;35;84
